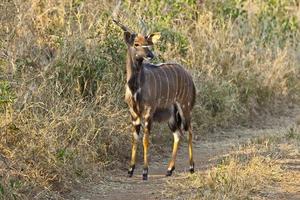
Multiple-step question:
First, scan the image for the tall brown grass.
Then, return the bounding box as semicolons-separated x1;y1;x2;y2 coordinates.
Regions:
0;0;299;198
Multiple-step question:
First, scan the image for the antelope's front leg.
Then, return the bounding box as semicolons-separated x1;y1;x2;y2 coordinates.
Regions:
142;119;151;180
128;117;141;177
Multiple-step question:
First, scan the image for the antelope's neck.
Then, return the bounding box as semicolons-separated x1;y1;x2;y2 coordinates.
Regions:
125;48;145;105
126;49;133;82
126;48;143;83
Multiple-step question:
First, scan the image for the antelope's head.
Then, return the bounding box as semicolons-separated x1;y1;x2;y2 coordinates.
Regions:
113;19;160;62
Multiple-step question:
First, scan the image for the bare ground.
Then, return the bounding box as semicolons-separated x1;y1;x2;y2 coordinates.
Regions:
67;106;300;200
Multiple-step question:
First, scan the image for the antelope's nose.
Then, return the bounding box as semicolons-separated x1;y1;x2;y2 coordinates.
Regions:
147;51;154;60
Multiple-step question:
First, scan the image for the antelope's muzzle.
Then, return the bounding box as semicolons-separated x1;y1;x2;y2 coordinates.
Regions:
146;50;154;60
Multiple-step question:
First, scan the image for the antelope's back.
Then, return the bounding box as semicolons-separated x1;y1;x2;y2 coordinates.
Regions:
143;63;195;111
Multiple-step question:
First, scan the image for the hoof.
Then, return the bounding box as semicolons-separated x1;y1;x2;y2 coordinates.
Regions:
128;165;135;177
166;166;175;176
142;168;148;180
189;162;195;174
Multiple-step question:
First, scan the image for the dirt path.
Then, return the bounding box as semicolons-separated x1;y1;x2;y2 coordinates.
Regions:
68;106;300;200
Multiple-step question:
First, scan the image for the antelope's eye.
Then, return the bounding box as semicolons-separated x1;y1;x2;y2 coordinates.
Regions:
134;43;139;47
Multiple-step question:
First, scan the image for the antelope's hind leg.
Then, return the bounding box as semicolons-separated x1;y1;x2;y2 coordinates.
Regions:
128;117;141;177
188;125;194;173
166;130;181;176
166;105;182;176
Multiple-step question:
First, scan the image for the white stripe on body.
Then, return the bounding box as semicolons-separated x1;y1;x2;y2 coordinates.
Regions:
178;66;185;104
185;71;190;109
166;65;178;101
160;67;170;108
145;68;150;97
146;68;157;102
156;69;162;105
174;65;182;102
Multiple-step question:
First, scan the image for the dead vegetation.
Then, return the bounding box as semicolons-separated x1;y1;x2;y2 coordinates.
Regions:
0;0;300;199
166;126;300;200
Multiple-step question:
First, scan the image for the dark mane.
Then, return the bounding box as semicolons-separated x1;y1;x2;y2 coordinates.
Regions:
143;62;182;70
143;62;160;69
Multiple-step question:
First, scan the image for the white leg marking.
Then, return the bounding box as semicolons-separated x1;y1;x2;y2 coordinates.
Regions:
132;118;141;126
133;131;140;140
173;131;181;143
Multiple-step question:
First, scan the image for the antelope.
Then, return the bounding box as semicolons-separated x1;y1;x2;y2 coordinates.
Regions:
113;19;196;180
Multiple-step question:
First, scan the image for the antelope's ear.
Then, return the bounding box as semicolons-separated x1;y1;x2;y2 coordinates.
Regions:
147;32;161;45
124;31;135;46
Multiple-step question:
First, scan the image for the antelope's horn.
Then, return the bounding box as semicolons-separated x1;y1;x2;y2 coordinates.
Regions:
113;19;132;33
139;19;148;35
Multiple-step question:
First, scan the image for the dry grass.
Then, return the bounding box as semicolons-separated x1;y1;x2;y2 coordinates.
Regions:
0;0;300;198
173;157;282;199
166;127;300;200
